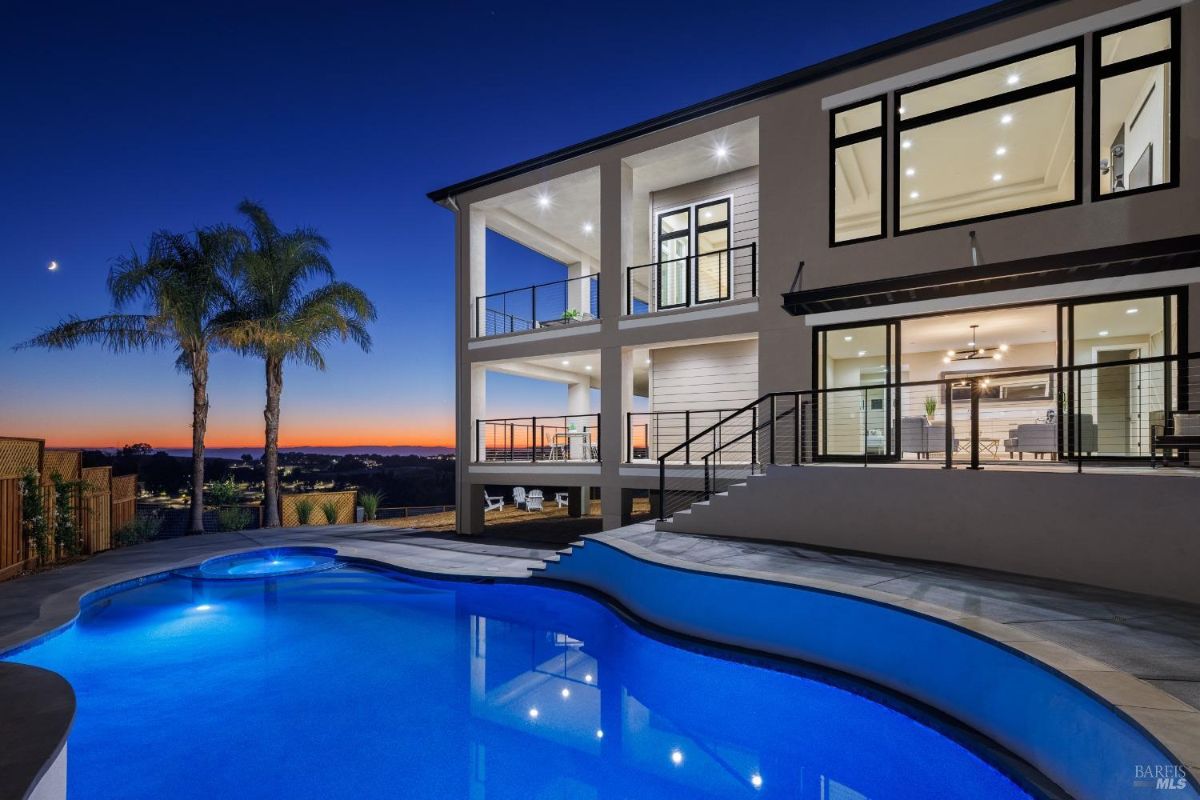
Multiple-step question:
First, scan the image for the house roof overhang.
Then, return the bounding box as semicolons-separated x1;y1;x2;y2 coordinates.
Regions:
781;235;1200;316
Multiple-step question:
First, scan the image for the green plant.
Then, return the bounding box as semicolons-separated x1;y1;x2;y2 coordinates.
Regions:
217;506;253;532
561;308;581;321
50;472;84;557
206;477;241;508
295;497;315;525
924;396;938;419
359;491;383;521
220;201;375;528
19;225;243;535
320;500;340;525
114;514;163;547
19;470;50;563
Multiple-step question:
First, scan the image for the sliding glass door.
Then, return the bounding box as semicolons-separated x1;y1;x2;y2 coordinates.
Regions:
816;323;897;458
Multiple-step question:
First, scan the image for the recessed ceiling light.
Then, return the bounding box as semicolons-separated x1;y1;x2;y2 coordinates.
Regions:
751;774;763;789
901;139;912;149
645;357;651;364
995;146;1007;156
584;365;592;371
843;335;853;341
1006;74;1020;86
905;167;915;177
992;173;1003;182
703;210;712;219
714;144;729;159
909;191;920;199
537;194;551;208
1099;330;1110;336
898;106;906;115
582;222;593;233
561;360;570;366
671;750;684;766
1000;113;1013;125
561;687;570;698
857;350;867;357
595;729;604;739
1126;307;1139;314
528;707;539;719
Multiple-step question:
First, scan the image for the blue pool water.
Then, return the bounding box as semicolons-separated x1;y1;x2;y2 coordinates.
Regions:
5;559;1033;799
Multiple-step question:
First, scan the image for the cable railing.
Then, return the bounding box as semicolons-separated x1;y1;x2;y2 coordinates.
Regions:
476;414;600;463
625;409;745;462
475;274;599;338
625;244;757;316
658;352;1200;519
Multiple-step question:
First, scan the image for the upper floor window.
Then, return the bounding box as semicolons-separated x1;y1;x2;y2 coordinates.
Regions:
895;41;1082;233
1094;11;1179;198
830;98;885;244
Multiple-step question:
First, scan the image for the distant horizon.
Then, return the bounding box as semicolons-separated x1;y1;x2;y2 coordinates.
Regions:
66;443;455;455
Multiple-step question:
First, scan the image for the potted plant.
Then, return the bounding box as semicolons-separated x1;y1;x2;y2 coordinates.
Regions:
924;396;938;423
561;308;581;323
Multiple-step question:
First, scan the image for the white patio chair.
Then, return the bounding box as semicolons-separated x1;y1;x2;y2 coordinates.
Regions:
555;492;568;508
484;491;503;512
526;490;544;512
512;487;527;509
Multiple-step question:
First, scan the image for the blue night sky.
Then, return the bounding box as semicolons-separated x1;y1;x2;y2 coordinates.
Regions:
0;0;988;449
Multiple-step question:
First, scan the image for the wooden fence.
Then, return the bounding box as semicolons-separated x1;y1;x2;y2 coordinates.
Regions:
280;490;357;527
0;437;136;579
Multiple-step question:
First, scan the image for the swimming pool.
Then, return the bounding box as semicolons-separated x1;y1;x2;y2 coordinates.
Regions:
6;553;1034;799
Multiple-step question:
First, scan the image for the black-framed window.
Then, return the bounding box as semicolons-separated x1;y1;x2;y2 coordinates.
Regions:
694;199;731;303
1093;10;1180;200
830;97;885;245
656;207;690;310
894;39;1083;234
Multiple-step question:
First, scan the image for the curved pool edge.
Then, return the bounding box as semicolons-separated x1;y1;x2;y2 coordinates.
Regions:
2;534;1196;800
0;662;74;800
543;532;1199;800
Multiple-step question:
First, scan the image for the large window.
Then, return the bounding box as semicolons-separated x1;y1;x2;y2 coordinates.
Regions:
655;198;733;309
1094;11;1179;199
895;41;1082;233
830;98;885;244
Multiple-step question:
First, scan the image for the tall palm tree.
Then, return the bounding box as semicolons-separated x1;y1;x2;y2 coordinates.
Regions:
224;201;375;527
18;227;243;534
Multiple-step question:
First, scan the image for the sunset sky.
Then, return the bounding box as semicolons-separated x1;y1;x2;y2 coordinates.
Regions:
0;0;985;451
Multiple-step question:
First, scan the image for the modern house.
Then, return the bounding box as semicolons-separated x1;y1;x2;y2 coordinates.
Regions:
428;0;1199;573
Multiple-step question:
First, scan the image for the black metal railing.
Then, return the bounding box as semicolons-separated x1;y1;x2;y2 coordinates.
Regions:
658;352;1199;519
476;414;600;463
625;409;745;462
625;244;756;316
475;274;599;338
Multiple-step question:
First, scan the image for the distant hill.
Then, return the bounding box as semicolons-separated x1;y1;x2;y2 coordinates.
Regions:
142;445;453;459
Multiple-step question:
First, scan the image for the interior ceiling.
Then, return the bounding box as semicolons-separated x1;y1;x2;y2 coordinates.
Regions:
900;46;1075;119
480;168;602;263
827;301;1165;360
627;118;759;193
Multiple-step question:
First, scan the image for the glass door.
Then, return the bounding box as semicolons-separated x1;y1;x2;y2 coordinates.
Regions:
1062;293;1175;458
656;208;690;310
694;199;730;303
816;323;898;459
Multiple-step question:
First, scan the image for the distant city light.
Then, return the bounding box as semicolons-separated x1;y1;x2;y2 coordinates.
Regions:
671;749;684;766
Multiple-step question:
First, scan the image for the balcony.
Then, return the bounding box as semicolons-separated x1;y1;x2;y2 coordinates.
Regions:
625;244;756;316
476;414;600;463
475;274;599;339
626;409;745;462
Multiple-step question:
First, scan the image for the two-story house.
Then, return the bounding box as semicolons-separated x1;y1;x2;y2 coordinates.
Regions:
429;0;1198;544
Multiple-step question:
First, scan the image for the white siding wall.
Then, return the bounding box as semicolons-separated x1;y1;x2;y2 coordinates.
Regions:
650;339;759;413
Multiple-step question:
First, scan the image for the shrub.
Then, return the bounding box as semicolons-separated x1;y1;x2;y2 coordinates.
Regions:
206;478;241;508
359;491;383;521
217;506;253;532
320;500;339;525
114;514;163;548
19;470;51;563
51;472;84;557
295;497;315;525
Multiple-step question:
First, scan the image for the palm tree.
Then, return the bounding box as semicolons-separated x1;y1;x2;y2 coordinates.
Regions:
224;201;375;527
18;227;242;534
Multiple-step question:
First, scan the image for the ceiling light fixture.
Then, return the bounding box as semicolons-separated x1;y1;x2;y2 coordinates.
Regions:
561;360;570;366
1126;307;1139;315
905;167;915;177
537;194;551;209
992;173;1003;182
1006;74;1020;86
857;350;867;357
714;144;730;160
1099;330;1110;337
1000;113;1014;125
901;139;912;149
671;750;684;766
898;106;906;115
582;222;593;234
843;335;853;341
585;365;592;371
909;191;920;199
942;325;1006;363
751;774;763;789
995;146;1008;156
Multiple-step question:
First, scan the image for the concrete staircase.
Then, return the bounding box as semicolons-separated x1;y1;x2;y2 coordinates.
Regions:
655;473;765;534
529;539;587;576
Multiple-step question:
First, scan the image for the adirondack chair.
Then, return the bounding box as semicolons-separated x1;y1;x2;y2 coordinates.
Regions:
484;491;503;512
526;490;545;511
512;487;527;509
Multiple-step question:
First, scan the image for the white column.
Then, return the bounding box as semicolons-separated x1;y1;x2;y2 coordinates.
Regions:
471;365;487;462
469;210;487;337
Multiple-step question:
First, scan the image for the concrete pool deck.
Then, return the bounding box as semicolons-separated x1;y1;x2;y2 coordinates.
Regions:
1;521;1197;794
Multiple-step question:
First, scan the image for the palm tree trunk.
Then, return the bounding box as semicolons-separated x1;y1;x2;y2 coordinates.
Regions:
262;355;284;527
188;349;209;534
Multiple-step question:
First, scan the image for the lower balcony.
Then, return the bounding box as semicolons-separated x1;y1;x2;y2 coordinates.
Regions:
476;414;600;463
